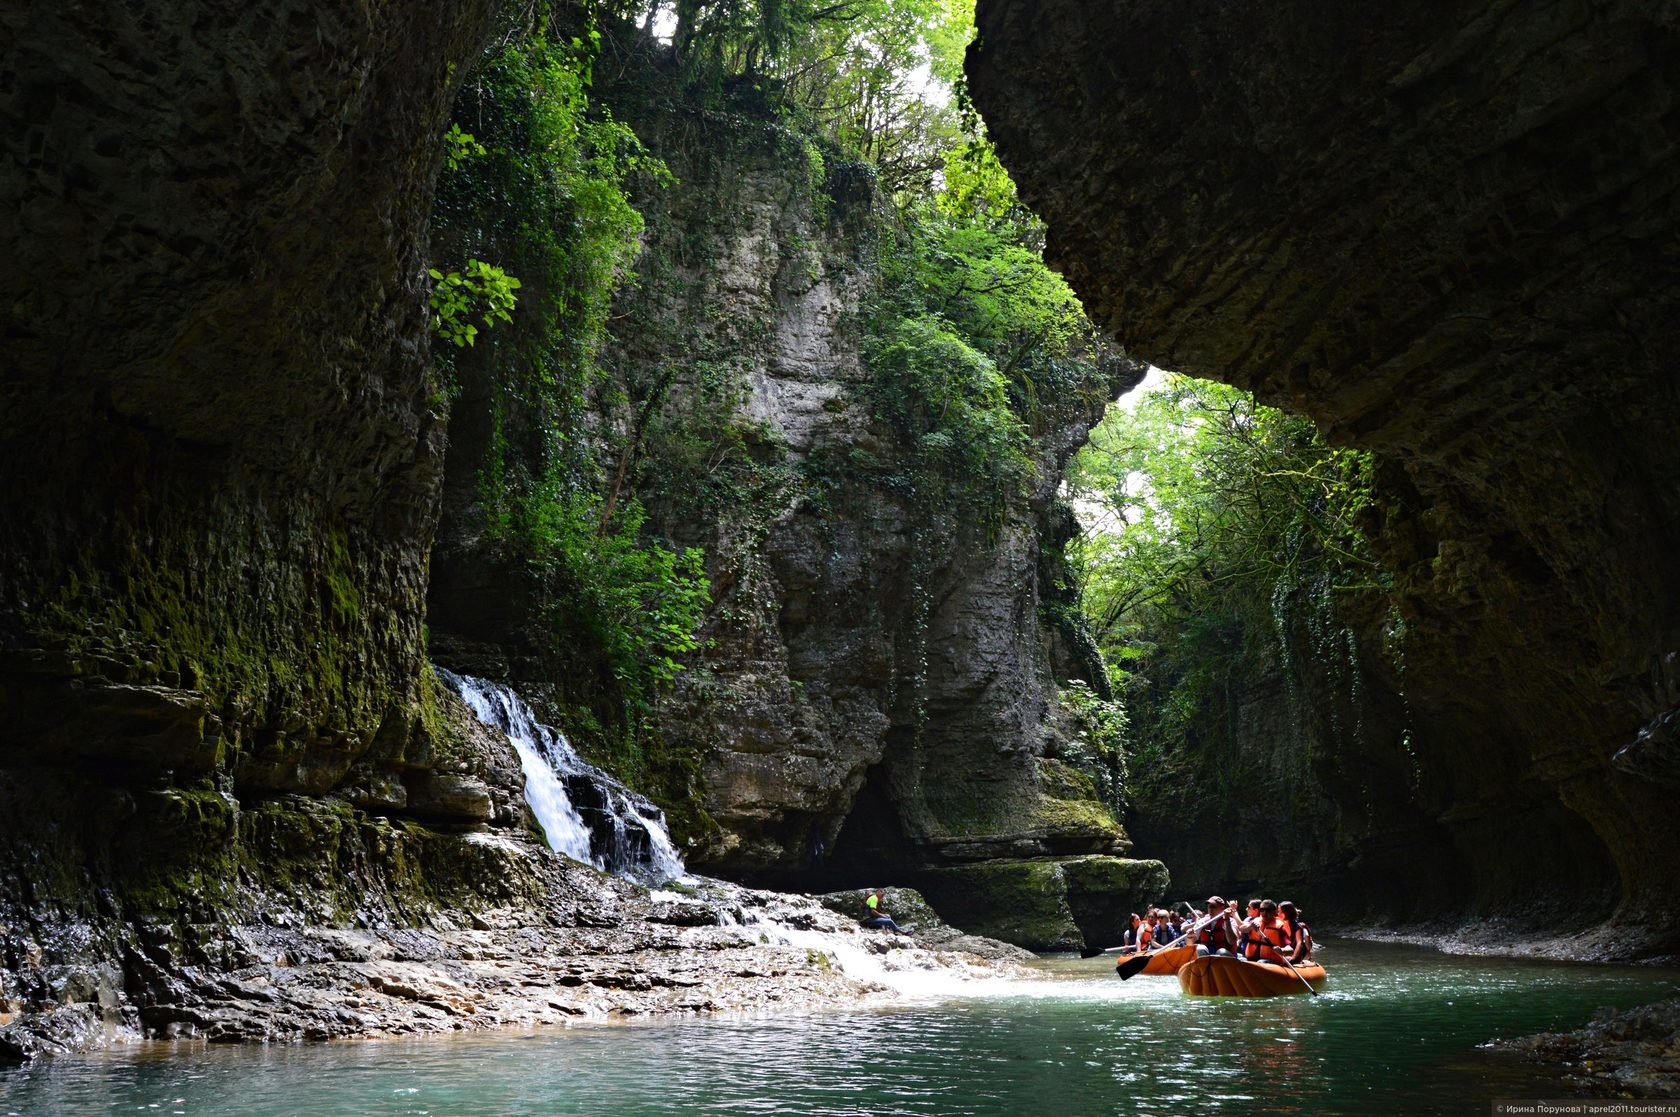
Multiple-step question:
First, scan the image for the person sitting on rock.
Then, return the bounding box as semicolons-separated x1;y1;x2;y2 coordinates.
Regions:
860;889;907;934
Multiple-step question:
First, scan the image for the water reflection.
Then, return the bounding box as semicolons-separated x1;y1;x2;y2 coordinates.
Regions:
2;940;1675;1117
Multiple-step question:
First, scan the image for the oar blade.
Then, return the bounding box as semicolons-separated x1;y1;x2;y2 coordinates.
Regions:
1114;952;1153;980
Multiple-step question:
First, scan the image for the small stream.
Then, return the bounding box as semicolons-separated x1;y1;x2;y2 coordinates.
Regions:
4;940;1674;1116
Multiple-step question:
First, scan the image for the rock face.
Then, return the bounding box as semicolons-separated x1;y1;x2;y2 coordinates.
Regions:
609;83;1173;950
426;45;1164;949
0;3;504;802
969;0;1680;949
0;0;591;1055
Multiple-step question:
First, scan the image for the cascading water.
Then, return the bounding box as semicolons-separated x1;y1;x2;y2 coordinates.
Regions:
438;669;686;882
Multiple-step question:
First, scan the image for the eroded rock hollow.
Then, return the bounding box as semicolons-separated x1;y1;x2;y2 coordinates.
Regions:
970;0;1680;950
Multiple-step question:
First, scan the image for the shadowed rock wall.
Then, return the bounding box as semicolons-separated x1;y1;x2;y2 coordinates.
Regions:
0;0;586;1051
969;0;1680;950
1;0;495;801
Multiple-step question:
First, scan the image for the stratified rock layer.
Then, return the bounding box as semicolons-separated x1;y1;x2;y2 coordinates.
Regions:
969;0;1680;948
0;0;567;1056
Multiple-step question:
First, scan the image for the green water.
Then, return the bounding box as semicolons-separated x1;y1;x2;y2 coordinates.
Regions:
3;940;1675;1116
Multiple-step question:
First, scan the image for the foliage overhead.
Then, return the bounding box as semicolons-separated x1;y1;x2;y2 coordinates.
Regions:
1065;374;1381;688
596;0;972;193
434;18;705;749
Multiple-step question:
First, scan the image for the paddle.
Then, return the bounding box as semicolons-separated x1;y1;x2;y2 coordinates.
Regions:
1252;926;1319;996
1079;944;1143;958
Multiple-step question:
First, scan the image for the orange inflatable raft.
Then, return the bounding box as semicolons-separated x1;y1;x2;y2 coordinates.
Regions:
1115;943;1196;976
1176;955;1327;997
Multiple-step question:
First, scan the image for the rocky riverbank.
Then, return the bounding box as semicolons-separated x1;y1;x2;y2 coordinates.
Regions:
0;870;1031;1063
1499;997;1680;1099
1337;921;1680;967
1332;923;1680;1097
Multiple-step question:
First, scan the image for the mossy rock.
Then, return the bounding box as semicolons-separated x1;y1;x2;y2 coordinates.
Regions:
814;886;943;928
911;860;1084;951
908;856;1169;952
1061;856;1171;950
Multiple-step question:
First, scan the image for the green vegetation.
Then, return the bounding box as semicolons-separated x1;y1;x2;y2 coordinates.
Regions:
506;482;710;706
598;0;971;192
1063;373;1384;794
1068;376;1379;666
433;14;707;786
428;259;521;349
1059;678;1129;816
432;1;1125;826
861;156;1108;530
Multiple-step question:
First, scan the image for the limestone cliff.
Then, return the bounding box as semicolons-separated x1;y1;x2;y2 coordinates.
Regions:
969;0;1680;953
426;35;1165;950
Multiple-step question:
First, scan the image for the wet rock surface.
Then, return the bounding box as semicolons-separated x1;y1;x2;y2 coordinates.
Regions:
815;887;1036;961
0;870;1030;1063
0;682;1027;1063
1498;996;1680;1099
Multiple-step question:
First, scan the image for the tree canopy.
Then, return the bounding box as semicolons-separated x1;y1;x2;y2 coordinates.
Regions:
1064;374;1381;684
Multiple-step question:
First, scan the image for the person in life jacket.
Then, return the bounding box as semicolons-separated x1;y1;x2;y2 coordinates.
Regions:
1279;900;1313;963
1121;912;1144;953
1195;895;1242;957
1135;913;1156;952
1242;899;1295;964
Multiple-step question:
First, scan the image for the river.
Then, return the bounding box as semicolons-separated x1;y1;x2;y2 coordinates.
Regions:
4;939;1674;1116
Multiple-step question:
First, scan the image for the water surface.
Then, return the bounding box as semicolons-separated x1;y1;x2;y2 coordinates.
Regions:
4;939;1674;1116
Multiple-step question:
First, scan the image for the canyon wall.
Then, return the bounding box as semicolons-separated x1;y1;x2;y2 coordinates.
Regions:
426;36;1167;950
0;1;616;1054
970;0;1680;951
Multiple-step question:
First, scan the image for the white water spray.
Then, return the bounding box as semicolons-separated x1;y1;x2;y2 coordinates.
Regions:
439;669;685;882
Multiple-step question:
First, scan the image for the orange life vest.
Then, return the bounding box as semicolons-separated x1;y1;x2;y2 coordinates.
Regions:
1198;916;1235;952
1243;918;1294;962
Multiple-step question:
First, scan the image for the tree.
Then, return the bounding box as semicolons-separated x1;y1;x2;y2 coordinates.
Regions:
1065;375;1381;677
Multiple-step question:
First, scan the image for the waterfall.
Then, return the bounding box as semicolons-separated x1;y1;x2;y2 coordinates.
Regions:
438;669;686;883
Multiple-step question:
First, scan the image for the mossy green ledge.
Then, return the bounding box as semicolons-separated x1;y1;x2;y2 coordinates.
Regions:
910;857;1170;953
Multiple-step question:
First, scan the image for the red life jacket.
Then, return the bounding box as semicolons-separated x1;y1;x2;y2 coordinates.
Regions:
1198;916;1235;952
1244;918;1294;962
